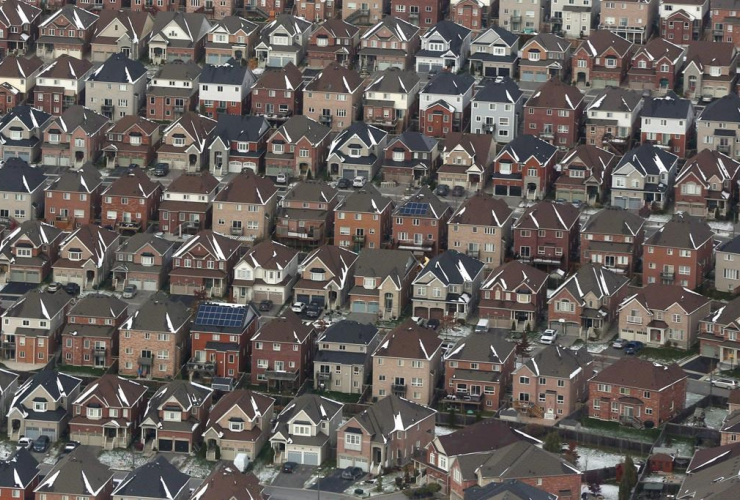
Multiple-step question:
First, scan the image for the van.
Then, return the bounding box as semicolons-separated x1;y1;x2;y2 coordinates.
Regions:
475;319;489;333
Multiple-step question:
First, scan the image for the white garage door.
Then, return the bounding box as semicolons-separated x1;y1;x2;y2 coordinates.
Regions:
339;456;368;472
43;155;57;166
143;279;158;291
42;427;57;441
287;451;302;463
303;452;319;465
128;279;142;289
24;426;40;439
228;161;242;173
338;457;353;469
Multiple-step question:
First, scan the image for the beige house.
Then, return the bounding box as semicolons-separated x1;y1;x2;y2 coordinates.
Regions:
212;171;279;242
52;224;119;291
157;112;217;172
499;0;548;33
682;41;737;102
696;94;740;159
437;132;496;191
315;320;381;394
233;240;300;305
716;236;740;294
0;158;48;221
599;0;659;44
448;193;513;269
371;320;443;406
294;245;358;310
304;62;366;132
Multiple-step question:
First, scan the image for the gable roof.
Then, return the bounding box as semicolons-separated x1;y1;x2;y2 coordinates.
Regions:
641;91;692;119
419;20;471;57
472;25;519;47
464;479;557;500
273;393;342;430
191;466;266;500
521;345;592;379
283;180;338;204
73;375;146;410
205;389;274;429
165;171;219;195
678;443;740;500
719;234;740;256
50;105;108;136
238;239;297;271
315;17;359;38
373;319;443;361
163;111;217;151
0;105;51;133
106;115;159;135
513;200;580;230
559;144;615;185
200;59;251;85
415;249;484;286
115;233;174;257
677;148;740;187
591;357;686;391
211;114;270;144
320;320;378;345
145;380;212;418
582;206;645;236
209;15;258;36
59;224;118;268
40;4;97;29
352;248;418;289
614;143;678;176
392;186;450;219
0;55;43;79
476;441;581;480
387;131;438;152
173;230;241;260
261;13;312;37
633;37;684;65
701;294;740;327
445;330;515;364
0;220;62;259
684;40;736;71
214;169;277;205
335;183;392;214
251;312;311;344
578;29;632;57
251;62;303;90
619;283;710;314
3;289;72;320
275;115;331;146
526;79;584;110
328;121;387;157
9;370;81;418
421;72;476;96
306;62;364;93
0;448;37;489
300;244;358;288
35;447;112;496
524;32;570;52
550;263;629;303
496;134;556;165
69;293;127;320
434;418;538;457
366;67;420;94
587;86;642;112
121;292;191;332
645;212;713;249
112;456;190;499
93;9;151;41
361;16;418;41
47;163;102;194
698;92;740;123
481;260;548;292
88;52;146;83
351;394;435;441
153;60;202;81
149;11;212;43
449;192;511;228
472;76;522;103
0;0;40;28
103;166;160;198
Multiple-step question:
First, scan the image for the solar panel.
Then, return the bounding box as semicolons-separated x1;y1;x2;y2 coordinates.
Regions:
195;304;247;328
399;202;430;216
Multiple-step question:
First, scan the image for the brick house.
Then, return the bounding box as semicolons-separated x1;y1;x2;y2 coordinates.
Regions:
36;6;98;61
584;87;644;149
275;181;339;247
372;319;443;406
90;10;153;62
146;61;202;122
337;394;435;474
643;212;714;289
157;112;217;172
159;172;219;236
491;134;557;200
675;149;740;219
682;41;738;102
342;0;384;26
519;33;572;83
101;116;161;169
572;30;633;89
212;171;278;242
185;0;235;18
554;144;617;205
611;143;679;210
306;19;359;69
363;68;421;135
513;201;580;273
101;166;162;233
110;233;176;292
640;91;694;158
118;293;192;379
0;0;41;58
69;375;147;449
170;230;242;298
348;249;419;319
392;186;451;257
627;37;685;94
479;260;549;331
254;14;312;69
0;220;63;285
381;131;440;186
198;59;256;120
419;73;475;138
443;331;516;412
130;0;180;13
447;192;513;269
580;206;646;276
716;235;740;294
295;0;336;21
250;312;314;390
618;284;711;349
250;63;304;125
334;184;393;251
33;55;94;116
712;0;740;44
188;301;259;381
304;62;365;133
359;18;421;74
0;448;38;500
112;457;190;499
524;79;584;149
232;240;299;305
599;0;659;44
207;115;269;176
588;357;687;426
511;346;593;421
61;294;127;369
52;224;119;291
660;0;708;45
0;106;52;164
392;0;443;28
34;449;114;500
204;16;259;65
148;12;212;65
450;0;488;32
293;245;358;310
40;106;109;168
437;132;495;192
264;115;332;179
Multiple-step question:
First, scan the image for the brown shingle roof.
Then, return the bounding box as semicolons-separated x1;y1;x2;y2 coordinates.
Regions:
591;357;686;391
449;192;512;227
163;112;217;151
37;55;92;80
306;62;365;94
685;41;736;70
251;312;312;343
434;418;535;457
526;79;584;110
645;212;714;249
0;0;41;27
205;389;274;427
481;260;548;292
252;61;303;91
619;283;710;314
513;200;580;230
374;319;442;361
317;18;360;38
238;240;297;270
165;171;219;195
191;466;266;500
579;29;632;57
74;374;146;408
106;115;159;135
214;170;277;205
0;55;43;79
93;10;151;40
103;166;161;198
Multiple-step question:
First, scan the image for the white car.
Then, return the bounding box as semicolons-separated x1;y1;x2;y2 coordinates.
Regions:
291;302;306;314
276;172;288;184
352;176;366;188
17;436;32;450
539;329;558;345
713;378;738;389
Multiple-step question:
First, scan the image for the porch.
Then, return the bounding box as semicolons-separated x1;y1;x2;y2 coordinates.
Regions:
265;369;300;392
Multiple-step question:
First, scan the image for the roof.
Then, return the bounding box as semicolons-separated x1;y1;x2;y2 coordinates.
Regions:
464;479;556;500
252;62;303;90
472;25;519;47
47;163;102;193
645;212;713;249
525;32;570;53
3;289;71;320
582;206;646;236
579;29;632;57
251;312;312;344
366;67;420;94
115;233;173;257
526;79;584;110
336;183;392;214
415;249;484;286
205;389;274;429
445;330;515;364
642;90;692;119
442;131;493;162
392;186;450;219
200;59;250;85
0;448;37;489
284;180;337;204
0;0;40;28
591;357;686;391
0;220;63;259
699;92;740;123
633;37;685;65
238;239;297;271
514;200;580;231
93;9;151;41
679;443;740;499
476;441;581;480
88;52;146;83
373;319;443;361
106;115;159;135
35;447;112;496
496;134;556;165
0;158;46;194
449;192;511;228
144;380;212;422
361;17;419;42
320;320;378;345
190;466;266;500
472;76;522;103
40;5;97;29
261;13;311;37
211;114;270;144
521;345;592;378
614;142;678;176
677;148;740;188
121;292;191;332
719;233;740;256
149;11;211;43
103;166;160;198
387;131;437;152
163;111;217;152
69;293;127;319
112;456;190;498
435;418;539;457
419;20;471;57
275;115;331;146
587;86;643;112
154;60;202;81
214;170;277;205
684;40;736;71
0;55;43;80
306;62;364;93
352;394;435;441
73;374;146;409
165;171;219;195
59;224;118;268
551;263;629;303
353;248;418;289
300;245;358;289
9;370;81;418
209;15;258;36
421;72;475;96
481;260;548;292
620;283;710;314
173;230;241;260
0;105;51;135
52;105;109;136
329;121;387;157
315;17;359;38
274;393;342;431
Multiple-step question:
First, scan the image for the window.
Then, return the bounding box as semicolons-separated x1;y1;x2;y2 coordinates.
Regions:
87;407;102;419
345;433;362;450
519;376;530;385
34;401;47;412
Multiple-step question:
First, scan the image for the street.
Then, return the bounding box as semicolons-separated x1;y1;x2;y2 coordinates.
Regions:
264;485;409;500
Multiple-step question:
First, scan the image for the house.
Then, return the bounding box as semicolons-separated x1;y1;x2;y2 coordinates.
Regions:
304;62;364;132
232;240;299;305
0;107;52;165
204;16;259;65
250;312;314;390
0;221;63;284
640;91;694;158
52;224;119;291
660;0;709;45
715;236;740;294
584;87;643;149
7;369;81;441
490;134;557;200
295;0;336;21
392;0;444;28
469;76;524;142
554;144;617;205
464;481;558;500
139;380;213;453
712;0;740;43
437;132;495;191
696;93;740;160
334;184;393;251
306;19;359;69
269;393;343;465
170;230;242;297
61;294;127;369
207;115;269;175
599;0;659;44
0;369;18;419
33;55;94;116
392;186;452;257
314;320;380;393
212;170;279;241
0;56;43;113
411;250;484;322
610;143;679;210
358;17;420;74
40;106;109;168
0;448;38;500
499;0;548;33
118;293;192;379
254;14;313;68
0;0;41;58
511;346;593;421
337;394;435;474
572;30;633;88
191;467;267;500
450;0;488;31
112;456;191;499
36;6;98;61
86;53;147;121
250;63;304;124
35;448;114;500
348;249;419;319
275;181;339;247
518;33;572;83
468;27;520;79
675;149;740;219
44;165;102;230
479;260;549;331
293;245;358;310
326;122;388;181
0;159;46;222
101;116;161;169
90;10;153;62
415;21;472;74
198;59;256;119
146;61;202;122
363;67;421;135
381;131;440;186
627;37;685;94
372;319;443;405
676;443;740;499
548;263;630;338
148;12;212;64
110;233;176;292
447;192;513;269
159;172;219;236
101;166;162;233
157;111;217;172
343;0;384;26
550;0;596;38
69;375;147;448
443;331;516;412
701;296;740;365
513;200;581;272
419;72;476;138
682;41;738;102
202;390;275;462
580;206;646;276
188;301;259;381
131;0;181;14
524;79;585;148
588;357;687;426
618;283;711;349
264;115;332;179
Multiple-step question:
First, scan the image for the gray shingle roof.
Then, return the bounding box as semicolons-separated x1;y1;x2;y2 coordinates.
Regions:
641;91;692;119
679;443;740;499
336;183;392;214
496;134;556;165
283;180;338;203
47;163;102;193
353;248;418;289
35;447;111;496
592;357;686;391
200;59;250;85
392;186;450;220
415;249;484;286
522;345;592;379
0;220;63;259
645;212;713;249
89;52;146;83
320;320;378;345
276;115;331;146
0;448;37;489
155;60;203;81
112;456;190;499
149;12;212;43
582;206;645;236
435;418;537;457
144;380;212;422
352;394;435;442
476;441;581;481
525;32;570;52
212;114;270;143
361;17;419;42
40;5;97;29
614;143;678;176
0;105;52;134
464;479;557;500
121;292;192;332
587;86;642;112
513;200;580;231
445;330;515;364
10;370;81;417
366;67;420;94
3;289;72;320
210;15;258;35
698;92;740;123
329;121;387;156
473;76;522;103
481;260;548;292
274;394;342;429
374;319;443;361
551;263;629;303
69;293;127;318
472;26;519;47
421;72;475;95
419;20;471;57
51;105;109;136
387;131;437;152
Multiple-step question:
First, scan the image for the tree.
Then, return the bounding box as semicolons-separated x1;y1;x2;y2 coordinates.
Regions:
589;477;602;496
543;432;562;453
564;441;580;466
623;455;638;488
618;476;632;500
515;334;531;358
375;475;383;493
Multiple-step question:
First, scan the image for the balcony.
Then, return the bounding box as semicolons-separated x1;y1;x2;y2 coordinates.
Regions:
483;123;495;134
718;144;732;154
353;234;365;243
661;270;675;281
626;316;643;325
265;369;299;381
465;248;479;258
366;116;399;128
511;14;522;21
392;383;406;396
174;106;185;113
319;115;333;125
138;356;153;366
187;358;216;374
276;226;321;241
317;372;332;382
345;8;369;23
230;227;243;236
540;130;555;139
409;12;419;20
443;392;482;405
94;348;106;358
116;221;142;232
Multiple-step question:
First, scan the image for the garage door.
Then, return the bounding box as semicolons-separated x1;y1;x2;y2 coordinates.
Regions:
628;198;642;209
143;279;157;291
206;54;220;64
228;161;242;173
9;270;25;282
59;157;70;166
128;279;142;289
535;73;548;82
485;66;497;77
367;302;379;314
42;427;56;441
158;439;173;451
175;440;189;453
551;322;580;336
352;301;366;313
17;152;30;162
338;457;353;469
311;295;326;308
24;426;40;439
509;186;522;197
268;57;282;67
297;294;310;304
521;71;533;81
613;197;626;208
499;68;510;76
303;452;319;465
43;155;57;165
418;64;430;73
701;344;719;358
172;159;186;170
343;169;355;180
414;307;428;318
430;308;444;320
287;451;302;463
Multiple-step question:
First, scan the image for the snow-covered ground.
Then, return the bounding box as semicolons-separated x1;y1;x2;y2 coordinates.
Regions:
582;483;619;500
577;446;630;471
435;426;457;437
345;471;404;497
703;407;729;430
254;463;280;485
0;442;15;460
179;457;213;478
98;450;150;470
586;343;609;354
686;392;705;407
440;324;472;339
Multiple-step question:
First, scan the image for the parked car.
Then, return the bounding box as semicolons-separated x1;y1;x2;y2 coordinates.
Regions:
337;178;352;189
64;282;80;295
352;176;366;188
63;441;80;454
282;462;298;473
291;302;306;314
276;173;288;184
17;436;32;450
153;163;170;177
539;329;558;345
306;303;321;318
451;185;465;197
259;300;273;311
435;184;450;197
33;435;50;453
47;282;62;293
342;467;364;480
612;338;626;349
624;341;644;355
427;318;440;330
122;284;138;299
713;378;738;389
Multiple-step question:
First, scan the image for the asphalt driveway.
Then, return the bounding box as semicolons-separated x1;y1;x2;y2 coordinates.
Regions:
271;465;317;489
308;469;366;493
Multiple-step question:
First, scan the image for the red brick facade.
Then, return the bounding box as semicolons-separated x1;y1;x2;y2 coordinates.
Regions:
662;10;700;45
524;100;583;148
0;87;22;115
420;102;465;138
392;0;442;28
450;0;486;32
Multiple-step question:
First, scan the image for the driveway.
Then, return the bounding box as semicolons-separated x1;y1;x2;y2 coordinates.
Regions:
271;465;317;489
308;469;366;494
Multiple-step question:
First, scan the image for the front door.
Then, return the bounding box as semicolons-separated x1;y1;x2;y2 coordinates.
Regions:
624;406;633;418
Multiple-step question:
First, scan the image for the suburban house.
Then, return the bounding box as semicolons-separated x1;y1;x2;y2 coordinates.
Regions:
418;72;475;138
204;16;259;65
469;76;524;142
314;320;381;394
554;144;617;205
146;61;202;122
36;6;98;61
450;0;488;31
381;131;440;186
293;245;358;310
304;62;365;132
306;19;360;69
513;200;581;273
33;55;94;116
523;78;585;148
0;56;43;113
675;149;740;219
518;33;572;82
101;116;161;169
363;68;421;135
85;53;147;121
479;260;549;331
40;106;109;168
0;0;41;59
437;132;496;191
212;170;279;241
250;313;315;390
0;448;38;500
159;172;219;236
392;186;452;257
90;10;152;63
110;233;176;292
147;12;212;64
191;466;266;500
52;224;119;291
35;448;114;500
468;27;520;79
550;0;596;37
112;457;190;500
584;87;643;150
232;240;300;305
0;159;47;222
250;63;304;124
640;91;694;158
696;93;740;160
0;106;52;164
610;143;679;210
326;122;388;181
572;30;633;88
61;294;128;368
157;112;218;172
371;319;443;406
207;115;270;176
660;0;708;45
358;18;420;74
699;295;740;365
499;0;548;33
275;181;339;247
392;0;444;27
334;184;394;251
627;37;685;94
101;166;162;233
683;41;738;103
415;20;472;74
44;165;103;229
198;59;256;119
0;220;63;284
580;207;646;276
617;284;712;350
169;230;242;298
254;14;313;68
599;0;658;44
264;115;332;179
715;237;740;294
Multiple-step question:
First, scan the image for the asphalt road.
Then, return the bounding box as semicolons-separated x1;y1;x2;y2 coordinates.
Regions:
264;485;408;500
688;378;730;398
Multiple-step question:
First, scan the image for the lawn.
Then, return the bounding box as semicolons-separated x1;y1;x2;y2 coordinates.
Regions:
581;418;661;443
638;345;697;363
308;390;361;404
720;367;740;378
58;364;108;377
